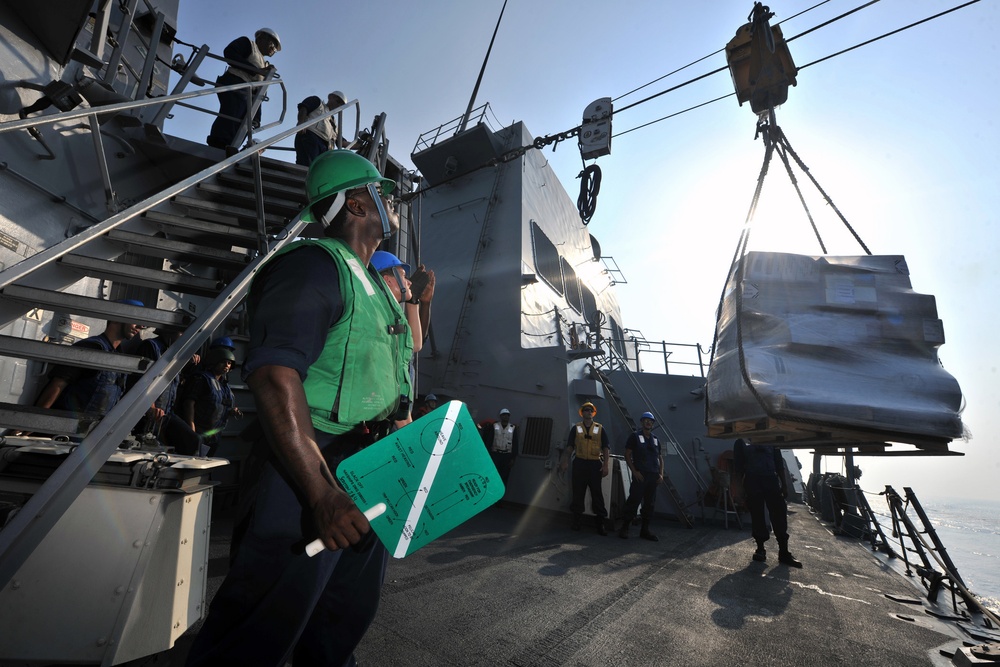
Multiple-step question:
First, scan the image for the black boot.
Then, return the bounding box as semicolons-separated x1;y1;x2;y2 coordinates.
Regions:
596;518;608;536
753;543;767;562
778;541;802;568
639;519;658;542
618;520;630;539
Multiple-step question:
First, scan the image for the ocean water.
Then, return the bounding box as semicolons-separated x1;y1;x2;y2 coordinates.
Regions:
917;497;1000;615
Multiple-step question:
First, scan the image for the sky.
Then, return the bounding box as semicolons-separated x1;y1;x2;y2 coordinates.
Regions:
170;0;999;502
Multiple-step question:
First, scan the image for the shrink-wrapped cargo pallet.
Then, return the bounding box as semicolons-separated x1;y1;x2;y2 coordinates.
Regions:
705;252;964;448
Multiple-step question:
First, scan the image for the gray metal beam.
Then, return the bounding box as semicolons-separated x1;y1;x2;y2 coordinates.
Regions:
0;334;149;373
0;286;191;329
107;230;250;268
58;254;225;297
0;403;95;436
142;211;260;245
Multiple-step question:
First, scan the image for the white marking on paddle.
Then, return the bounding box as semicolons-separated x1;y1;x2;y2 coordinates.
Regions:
394;400;461;558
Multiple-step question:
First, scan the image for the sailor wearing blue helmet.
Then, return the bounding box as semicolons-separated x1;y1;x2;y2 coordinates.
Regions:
371;250;426;359
618;411;665;541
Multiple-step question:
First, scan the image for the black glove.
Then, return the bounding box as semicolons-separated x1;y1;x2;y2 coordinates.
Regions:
409;268;430;301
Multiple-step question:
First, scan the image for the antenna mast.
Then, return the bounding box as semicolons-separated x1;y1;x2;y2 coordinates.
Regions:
458;0;508;134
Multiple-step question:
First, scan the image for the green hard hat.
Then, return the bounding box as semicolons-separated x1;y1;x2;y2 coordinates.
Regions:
304;150;395;224
206;346;236;365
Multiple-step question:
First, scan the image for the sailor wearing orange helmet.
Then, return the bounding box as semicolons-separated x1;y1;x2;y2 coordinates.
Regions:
559;401;611;534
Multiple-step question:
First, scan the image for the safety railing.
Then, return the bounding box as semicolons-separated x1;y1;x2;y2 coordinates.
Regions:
594;343;709;495
818;482;1000;627
3;79;358;227
620;332;708;378
412;102;495;153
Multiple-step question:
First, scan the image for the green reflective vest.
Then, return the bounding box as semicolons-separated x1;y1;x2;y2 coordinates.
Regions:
255;237;413;434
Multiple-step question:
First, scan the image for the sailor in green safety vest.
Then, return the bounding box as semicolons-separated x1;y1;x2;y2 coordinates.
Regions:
187;150;412;667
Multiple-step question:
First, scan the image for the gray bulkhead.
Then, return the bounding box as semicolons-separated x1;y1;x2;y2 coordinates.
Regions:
414;120;730;517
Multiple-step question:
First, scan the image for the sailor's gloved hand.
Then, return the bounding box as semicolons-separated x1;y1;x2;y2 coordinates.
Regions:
410;265;435;303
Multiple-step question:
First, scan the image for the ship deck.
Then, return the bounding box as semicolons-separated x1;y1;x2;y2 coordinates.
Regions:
161;501;972;667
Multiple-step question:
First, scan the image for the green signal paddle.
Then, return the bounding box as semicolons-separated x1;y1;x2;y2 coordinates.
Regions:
307;400;504;558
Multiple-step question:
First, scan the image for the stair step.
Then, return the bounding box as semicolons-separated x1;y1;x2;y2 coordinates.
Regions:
0;334;150;373
173;194;288;228
59;254;225;297
143;210;260;245
235;162;308;189
256;155;309;177
107;229;251;268
216;171;307;204
197;182;303;218
0;402;96;437
0;285;192;330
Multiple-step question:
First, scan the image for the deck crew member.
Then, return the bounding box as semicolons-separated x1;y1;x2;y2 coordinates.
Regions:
33;300;143;418
618;411;664;541
294;91;345;166
733;438;802;567
125;321;202;452
370;250;424;353
177;346;241;456
484;408;519;494
206;28;280;150
559;401;611;535
186;150;410;667
414;393;437;419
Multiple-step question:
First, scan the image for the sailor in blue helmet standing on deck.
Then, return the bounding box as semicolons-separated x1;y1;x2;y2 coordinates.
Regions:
733;438;802;567
186;150;411;667
618;411;665;541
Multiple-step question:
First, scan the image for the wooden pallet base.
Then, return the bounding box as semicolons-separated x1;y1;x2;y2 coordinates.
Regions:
705;417;955;453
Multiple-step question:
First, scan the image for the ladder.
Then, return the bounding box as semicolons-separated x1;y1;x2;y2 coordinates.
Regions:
663;476;695;529
589;365;637;432
0;134;311;587
438;129;516;398
589;363;697;528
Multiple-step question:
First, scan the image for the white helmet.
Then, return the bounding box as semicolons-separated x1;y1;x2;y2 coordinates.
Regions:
255;28;281;51
329;90;347;105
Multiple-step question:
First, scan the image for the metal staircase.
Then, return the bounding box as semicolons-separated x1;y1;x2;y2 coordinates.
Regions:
0;118;319;586
0;77;416;591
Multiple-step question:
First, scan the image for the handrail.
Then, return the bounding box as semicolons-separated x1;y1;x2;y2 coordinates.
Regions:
3;76;301;214
620;334;708;377
0;94;363;291
0;79;282;135
599;344;709;492
412;102;493;153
